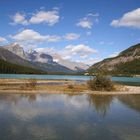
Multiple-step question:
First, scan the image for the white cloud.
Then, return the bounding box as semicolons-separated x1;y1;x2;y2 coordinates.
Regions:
11;12;28;25
111;8;140;28
65;44;97;54
77;13;99;29
11;9;60;26
19;42;38;50
29;9;60;26
61;44;97;60
64;33;80;40
35;47;55;54
109;52;119;58
77;20;93;29
75;57;101;65
11;29;47;42
30;44;98;65
11;29;81;43
0;37;7;42
11;29;61;42
46;35;61;42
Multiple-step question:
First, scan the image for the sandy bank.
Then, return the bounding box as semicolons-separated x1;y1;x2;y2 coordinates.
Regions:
0;86;139;95
0;78;139;95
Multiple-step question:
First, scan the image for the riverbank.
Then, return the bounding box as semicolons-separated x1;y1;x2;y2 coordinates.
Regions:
0;78;140;95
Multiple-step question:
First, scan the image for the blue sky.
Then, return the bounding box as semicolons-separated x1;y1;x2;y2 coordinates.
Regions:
0;0;140;65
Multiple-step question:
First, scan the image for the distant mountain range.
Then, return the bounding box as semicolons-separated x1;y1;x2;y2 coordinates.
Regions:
0;43;140;75
0;43;88;74
88;43;140;75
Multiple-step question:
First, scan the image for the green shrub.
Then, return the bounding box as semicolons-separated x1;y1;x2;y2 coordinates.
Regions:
67;84;74;89
87;75;115;91
21;78;37;90
26;79;37;89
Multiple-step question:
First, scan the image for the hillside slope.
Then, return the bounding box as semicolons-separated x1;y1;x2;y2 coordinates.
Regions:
89;43;140;75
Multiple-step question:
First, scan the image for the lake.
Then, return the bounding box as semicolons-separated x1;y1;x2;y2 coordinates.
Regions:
0;93;140;140
0;74;140;86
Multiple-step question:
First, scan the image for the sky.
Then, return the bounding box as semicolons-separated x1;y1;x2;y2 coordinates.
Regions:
0;0;140;65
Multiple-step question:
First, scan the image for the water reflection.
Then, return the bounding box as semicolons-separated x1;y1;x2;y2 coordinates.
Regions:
21;94;37;102
0;93;140;140
118;95;140;112
88;95;114;117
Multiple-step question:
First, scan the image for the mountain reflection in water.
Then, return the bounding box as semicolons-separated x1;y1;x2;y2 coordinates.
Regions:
118;95;140;112
0;93;140;140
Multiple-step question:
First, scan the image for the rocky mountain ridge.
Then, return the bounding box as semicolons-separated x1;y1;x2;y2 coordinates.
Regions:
0;43;88;73
89;43;140;75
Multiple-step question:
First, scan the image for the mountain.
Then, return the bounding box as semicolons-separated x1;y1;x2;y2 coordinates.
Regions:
26;50;74;73
0;59;45;74
1;43;87;73
3;43;26;59
27;50;88;72
0;44;74;73
0;47;35;68
27;50;53;63
52;53;89;71
89;43;140;75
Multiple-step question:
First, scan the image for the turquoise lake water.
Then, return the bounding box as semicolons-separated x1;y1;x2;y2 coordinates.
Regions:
0;74;140;85
0;93;140;140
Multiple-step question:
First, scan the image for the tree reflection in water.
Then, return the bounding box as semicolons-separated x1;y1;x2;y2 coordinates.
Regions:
28;94;37;102
20;94;37;103
88;95;114;117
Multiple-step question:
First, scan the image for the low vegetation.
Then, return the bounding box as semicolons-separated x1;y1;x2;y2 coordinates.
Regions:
21;79;37;90
67;84;74;89
87;74;115;91
0;78;139;94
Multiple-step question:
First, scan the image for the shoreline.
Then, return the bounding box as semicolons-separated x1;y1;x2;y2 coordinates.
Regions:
0;78;140;95
0;89;140;95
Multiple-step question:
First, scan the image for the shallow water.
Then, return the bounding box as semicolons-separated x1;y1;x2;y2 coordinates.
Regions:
0;93;140;140
0;74;140;86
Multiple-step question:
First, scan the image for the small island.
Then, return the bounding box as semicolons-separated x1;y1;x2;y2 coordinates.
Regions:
0;77;140;95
